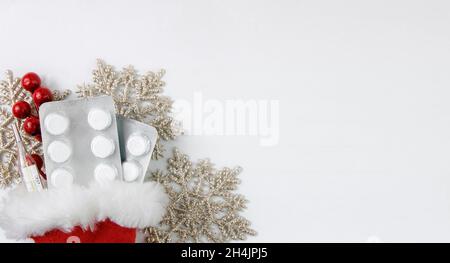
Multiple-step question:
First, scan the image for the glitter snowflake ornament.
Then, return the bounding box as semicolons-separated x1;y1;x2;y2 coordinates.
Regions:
76;60;180;159
146;148;256;243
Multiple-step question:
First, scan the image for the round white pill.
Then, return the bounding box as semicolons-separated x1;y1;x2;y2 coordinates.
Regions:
122;160;142;182
44;113;69;135
88;108;112;131
94;163;117;183
126;134;150;156
51;168;73;188
91;135;115;158
47;140;72;163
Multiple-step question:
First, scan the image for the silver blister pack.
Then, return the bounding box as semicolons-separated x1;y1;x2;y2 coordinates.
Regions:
117;116;158;183
39;96;123;188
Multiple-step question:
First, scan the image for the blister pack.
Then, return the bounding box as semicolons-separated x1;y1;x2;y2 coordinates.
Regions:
117;116;158;183
39;96;123;188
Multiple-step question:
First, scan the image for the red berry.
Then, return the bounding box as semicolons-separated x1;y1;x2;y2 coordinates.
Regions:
23;116;40;136
32;87;53;107
31;154;44;170
21;72;41;92
12;101;31;119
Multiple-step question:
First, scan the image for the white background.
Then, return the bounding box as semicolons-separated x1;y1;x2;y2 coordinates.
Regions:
1;0;450;242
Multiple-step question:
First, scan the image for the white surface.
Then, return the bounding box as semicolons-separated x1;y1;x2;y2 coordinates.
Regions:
44;113;69;135
88;108;112;131
1;0;450;242
47;140;71;163
91;135;115;158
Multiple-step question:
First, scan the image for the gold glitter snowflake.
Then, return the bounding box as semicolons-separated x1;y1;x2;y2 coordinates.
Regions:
145;148;256;243
0;71;70;187
76;60;179;159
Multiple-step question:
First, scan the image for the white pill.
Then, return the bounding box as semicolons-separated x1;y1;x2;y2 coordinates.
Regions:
88;108;112;131
51;168;73;188
122;160;142;182
94;163;117;183
44;113;69;135
126;134;150;156
47;140;72;163
91;135;115;158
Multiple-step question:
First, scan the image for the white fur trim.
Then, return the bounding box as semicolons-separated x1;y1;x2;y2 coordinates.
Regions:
0;187;33;242
0;181;169;240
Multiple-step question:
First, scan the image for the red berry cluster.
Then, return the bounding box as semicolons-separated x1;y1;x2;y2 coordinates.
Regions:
11;72;53;179
12;72;53;141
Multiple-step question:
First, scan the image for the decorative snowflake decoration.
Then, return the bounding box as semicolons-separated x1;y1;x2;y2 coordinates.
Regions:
145;148;256;243
0;71;70;187
76;60;180;159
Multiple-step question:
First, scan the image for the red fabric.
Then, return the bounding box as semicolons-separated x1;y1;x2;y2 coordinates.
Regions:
31;219;136;243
